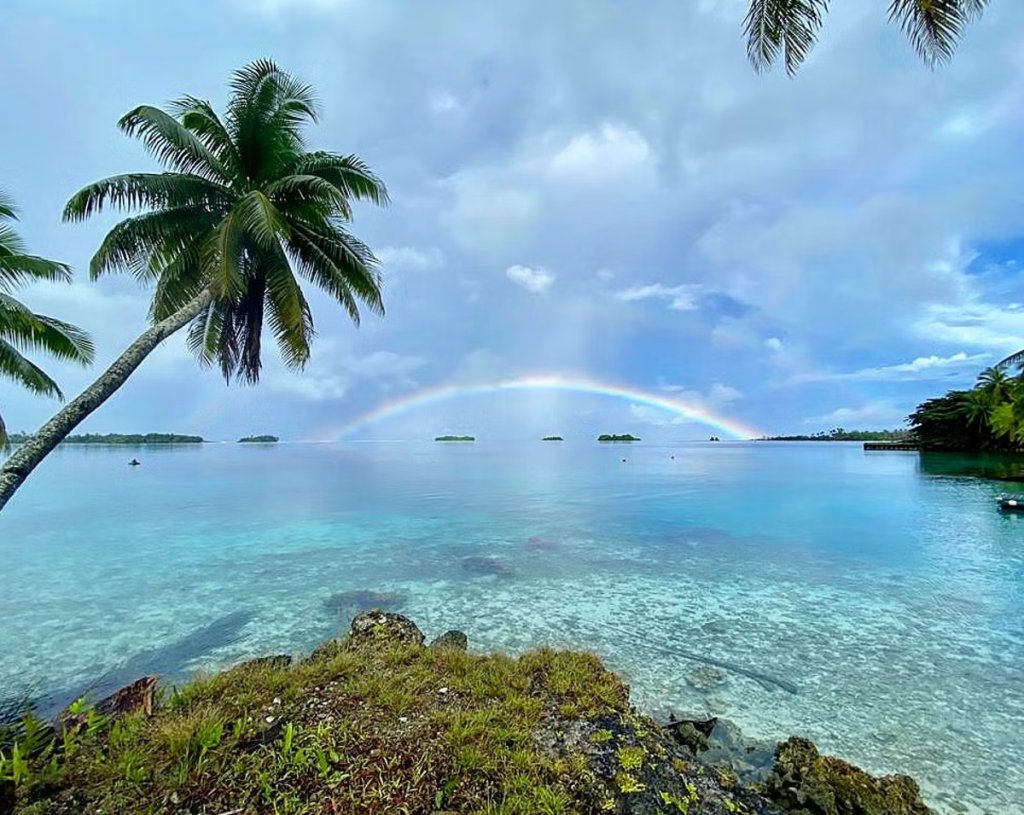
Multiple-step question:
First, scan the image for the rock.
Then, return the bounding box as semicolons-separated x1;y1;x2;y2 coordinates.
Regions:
237;654;293;671
460;556;513;577
324;589;405;618
766;736;934;815
665;716;717;754
703;718;777;785
96;675;158;718
526;536;559;551
686;665;729;693
429;630;468;651
349;611;425;647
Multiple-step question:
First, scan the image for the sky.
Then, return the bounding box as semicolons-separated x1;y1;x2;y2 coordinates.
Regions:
2;0;1024;442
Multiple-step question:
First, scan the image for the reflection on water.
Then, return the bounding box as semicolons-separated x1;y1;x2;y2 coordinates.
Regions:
0;441;1022;814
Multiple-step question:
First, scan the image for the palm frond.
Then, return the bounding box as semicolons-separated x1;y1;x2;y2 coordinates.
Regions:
888;0;989;66
118;105;231;181
0;337;64;399
0;296;94;364
996;348;1024;372
745;0;830;76
63;173;230;223
263;248;313;375
287;221;384;322
291;153;390;208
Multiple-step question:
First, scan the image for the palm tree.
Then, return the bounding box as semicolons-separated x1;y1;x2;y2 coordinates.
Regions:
0;61;388;510
745;0;992;75
0;192;94;449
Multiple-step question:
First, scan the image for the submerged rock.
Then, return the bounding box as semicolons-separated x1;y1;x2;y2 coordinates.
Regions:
766;736;934;815
460;556;513;577
686;665;729;693
526;535;559;551
429;630;468;651
324;589;405;618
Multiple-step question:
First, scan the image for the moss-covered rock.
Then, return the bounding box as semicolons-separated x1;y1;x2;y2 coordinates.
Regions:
765;736;933;815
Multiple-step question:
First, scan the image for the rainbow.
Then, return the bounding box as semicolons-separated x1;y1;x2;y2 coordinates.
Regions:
327;374;763;440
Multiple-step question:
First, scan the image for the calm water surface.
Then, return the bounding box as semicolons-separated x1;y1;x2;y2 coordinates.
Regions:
1;441;1022;814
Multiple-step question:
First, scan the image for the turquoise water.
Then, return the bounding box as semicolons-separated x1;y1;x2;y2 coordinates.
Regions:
2;441;1023;813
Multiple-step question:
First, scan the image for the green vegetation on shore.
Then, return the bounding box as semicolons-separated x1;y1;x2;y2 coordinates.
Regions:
542;436;563;441
763;427;912;442
910;367;1024;452
435;435;474;442
0;612;934;815
598;434;640;442
238;435;279;444
6;433;204;446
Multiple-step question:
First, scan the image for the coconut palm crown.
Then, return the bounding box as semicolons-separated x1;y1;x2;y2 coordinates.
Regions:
64;58;388;383
0;60;387;510
0;192;94;446
745;0;992;76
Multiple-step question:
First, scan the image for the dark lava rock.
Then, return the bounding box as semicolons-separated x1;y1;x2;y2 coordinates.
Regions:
460;556;513;577
429;630;468;651
702;718;778;785
349;611;425;648
236;654;293;671
324;589;405;618
536;711;780;815
765;736;934;815
665;716;717;754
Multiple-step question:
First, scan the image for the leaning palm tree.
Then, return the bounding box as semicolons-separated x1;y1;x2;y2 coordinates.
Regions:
745;0;992;75
0;192;94;449
0;60;387;510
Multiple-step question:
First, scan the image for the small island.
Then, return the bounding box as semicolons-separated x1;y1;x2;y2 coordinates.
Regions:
598;434;641;442
44;433;206;445
542;436;564;441
238;435;279;443
435;435;475;442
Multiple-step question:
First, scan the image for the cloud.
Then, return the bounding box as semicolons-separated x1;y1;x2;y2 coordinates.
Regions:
805;402;909;428
630;381;745;426
505;264;554;294
613;283;704;311
791;351;990;384
546;123;652;182
263;346;427;401
376;245;444;273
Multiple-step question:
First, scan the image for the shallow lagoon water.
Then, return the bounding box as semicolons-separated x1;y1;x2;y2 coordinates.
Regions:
1;440;1022;814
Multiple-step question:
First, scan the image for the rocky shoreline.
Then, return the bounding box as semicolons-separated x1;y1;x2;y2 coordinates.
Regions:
2;612;935;815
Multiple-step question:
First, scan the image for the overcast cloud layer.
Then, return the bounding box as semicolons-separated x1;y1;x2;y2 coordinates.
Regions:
2;0;1024;441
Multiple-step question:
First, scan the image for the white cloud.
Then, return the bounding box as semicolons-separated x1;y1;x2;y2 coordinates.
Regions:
805;402;908;428
791;351;990;384
376;245;444;273
546;123;652;182
914;301;1024;355
764;337;784;353
429;90;461;115
613;283;704;311
505;264;554;294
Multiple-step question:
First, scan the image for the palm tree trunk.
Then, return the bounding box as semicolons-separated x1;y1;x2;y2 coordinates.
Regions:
0;289;213;512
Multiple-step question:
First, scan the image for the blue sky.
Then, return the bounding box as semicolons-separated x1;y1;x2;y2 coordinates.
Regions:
2;0;1024;441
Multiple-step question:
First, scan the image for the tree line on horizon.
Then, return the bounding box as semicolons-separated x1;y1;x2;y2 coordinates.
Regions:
0;4;999;509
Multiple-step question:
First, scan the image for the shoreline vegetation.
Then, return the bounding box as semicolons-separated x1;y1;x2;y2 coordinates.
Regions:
434;435;475;442
761;427;912;442
5;433;205;446
0;611;934;815
542;436;564;441
238;435;279;444
598;434;641;442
